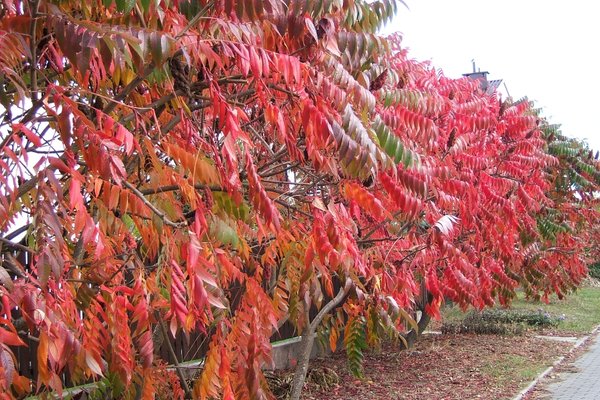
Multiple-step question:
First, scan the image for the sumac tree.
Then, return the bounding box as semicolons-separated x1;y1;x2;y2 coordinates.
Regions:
0;0;598;399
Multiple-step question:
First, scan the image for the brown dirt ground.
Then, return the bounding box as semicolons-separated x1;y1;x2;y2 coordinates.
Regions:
290;332;572;400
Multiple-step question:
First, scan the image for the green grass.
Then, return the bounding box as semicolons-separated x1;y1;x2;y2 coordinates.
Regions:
439;285;600;334
481;355;548;400
509;286;600;333
482;354;544;383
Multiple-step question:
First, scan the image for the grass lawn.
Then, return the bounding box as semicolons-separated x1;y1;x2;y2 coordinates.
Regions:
511;286;600;333
438;283;600;334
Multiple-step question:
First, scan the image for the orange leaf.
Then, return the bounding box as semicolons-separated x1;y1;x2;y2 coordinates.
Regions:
37;331;50;388
342;181;388;221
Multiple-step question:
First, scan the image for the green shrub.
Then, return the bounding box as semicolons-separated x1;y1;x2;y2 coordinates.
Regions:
589;262;600;280
441;308;561;335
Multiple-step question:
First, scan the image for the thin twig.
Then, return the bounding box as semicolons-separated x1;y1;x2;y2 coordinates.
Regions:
174;0;214;40
18;332;40;342
256;146;288;173
361;212;410;241
247;125;275;156
0;237;33;253
357;235;406;245
134;3;147;28
273;198;312;219
122;181;186;228
267;83;300;98
102;47;184;115
260;162;301;178
393;244;429;266
139;183;223;196
157;316;193;398
159;100;212;135
5;224;30;241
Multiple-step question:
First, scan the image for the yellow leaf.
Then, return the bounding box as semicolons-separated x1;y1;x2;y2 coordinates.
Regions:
398;308;418;334
85;351;103;376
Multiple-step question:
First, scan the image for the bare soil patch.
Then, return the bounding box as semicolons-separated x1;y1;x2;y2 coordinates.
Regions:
292;333;570;400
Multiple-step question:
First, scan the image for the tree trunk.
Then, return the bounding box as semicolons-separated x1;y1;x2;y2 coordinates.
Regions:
289;278;352;400
403;310;431;349
402;281;433;349
289;326;316;400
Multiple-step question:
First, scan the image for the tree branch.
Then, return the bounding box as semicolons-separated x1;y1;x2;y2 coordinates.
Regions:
289;278;353;400
29;0;41;101
259;162;301;178
139;183;223;196
5;224;30;241
174;0;214;40
157;316;193;398
122;181;186;228
0;237;33;253
361;212;410;241
273;198;312;219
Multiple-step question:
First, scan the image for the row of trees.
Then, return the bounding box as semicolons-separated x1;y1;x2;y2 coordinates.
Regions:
1;0;598;398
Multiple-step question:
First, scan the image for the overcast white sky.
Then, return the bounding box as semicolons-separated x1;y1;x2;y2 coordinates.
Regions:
383;0;600;152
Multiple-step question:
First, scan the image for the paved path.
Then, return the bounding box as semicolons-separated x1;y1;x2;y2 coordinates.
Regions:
547;336;600;399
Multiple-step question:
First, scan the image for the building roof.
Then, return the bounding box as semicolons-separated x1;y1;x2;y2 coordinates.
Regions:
487;79;503;94
463;71;489;78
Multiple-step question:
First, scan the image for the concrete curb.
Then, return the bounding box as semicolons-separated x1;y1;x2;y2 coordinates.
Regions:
512;324;600;400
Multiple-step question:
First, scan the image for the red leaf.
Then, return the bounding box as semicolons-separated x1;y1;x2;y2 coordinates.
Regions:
12;123;42;147
170;260;189;331
0;326;25;346
245;154;281;231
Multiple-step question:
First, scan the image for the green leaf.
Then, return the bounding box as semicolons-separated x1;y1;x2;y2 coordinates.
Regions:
115;0;135;13
212;192;250;221
209;216;240;249
179;1;195;18
148;31;172;66
121;214;141;239
344;316;367;378
402;149;413;168
140;0;151;12
372;116;419;167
